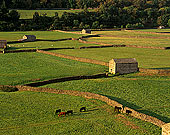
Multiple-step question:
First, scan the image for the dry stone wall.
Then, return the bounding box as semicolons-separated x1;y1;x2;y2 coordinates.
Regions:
37;50;109;66
13;85;166;128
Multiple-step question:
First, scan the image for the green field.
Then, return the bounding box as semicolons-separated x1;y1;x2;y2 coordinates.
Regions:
0;91;161;135
51;47;170;69
17;9;94;19
1;30;170;134
42;73;170;123
0;31;100;50
0;52;106;85
87;30;170;47
0;31;81;42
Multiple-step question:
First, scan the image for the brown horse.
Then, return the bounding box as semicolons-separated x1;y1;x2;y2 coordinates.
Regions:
58;112;66;117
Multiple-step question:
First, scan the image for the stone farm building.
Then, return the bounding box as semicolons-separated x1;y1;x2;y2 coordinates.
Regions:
22;35;36;42
81;29;91;34
0;40;7;49
109;58;138;74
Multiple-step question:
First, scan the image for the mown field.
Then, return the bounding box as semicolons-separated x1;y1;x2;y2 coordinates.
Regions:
87;30;170;47
17;9;94;19
42;73;170;123
0;91;161;135
0;52;106;85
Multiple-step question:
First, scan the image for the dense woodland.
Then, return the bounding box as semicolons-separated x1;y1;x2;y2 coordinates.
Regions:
1;0;170;31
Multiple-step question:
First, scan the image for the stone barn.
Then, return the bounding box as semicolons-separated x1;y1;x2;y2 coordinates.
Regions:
162;123;170;135
109;58;138;74
81;29;91;34
22;35;36;42
0;40;7;49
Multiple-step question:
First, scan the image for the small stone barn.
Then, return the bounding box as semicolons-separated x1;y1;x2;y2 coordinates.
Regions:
162;123;170;135
0;40;7;49
23;35;36;42
109;58;138;74
82;29;91;34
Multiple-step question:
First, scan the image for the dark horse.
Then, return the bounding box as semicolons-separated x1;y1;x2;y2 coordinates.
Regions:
126;110;132;115
80;107;86;112
55;109;61;115
114;106;122;113
66;110;73;115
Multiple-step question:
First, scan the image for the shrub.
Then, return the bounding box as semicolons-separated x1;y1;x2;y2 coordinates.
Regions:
0;86;18;92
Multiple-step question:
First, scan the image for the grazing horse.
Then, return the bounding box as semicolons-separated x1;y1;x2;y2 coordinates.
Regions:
126;110;132;115
55;109;61;115
114;106;122;113
58;112;66;117
80;107;86;112
66;110;73;115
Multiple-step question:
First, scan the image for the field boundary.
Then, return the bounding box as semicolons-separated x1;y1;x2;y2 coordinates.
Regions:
78;39;170;50
36;49;109;66
13;85;166;127
24;73;106;87
37;50;170;75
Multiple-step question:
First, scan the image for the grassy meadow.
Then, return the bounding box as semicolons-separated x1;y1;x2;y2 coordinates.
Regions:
0;31;81;41
1;30;170;134
0;52;106;85
51;47;170;69
42;73;170;123
17;9;94;19
0;91;161;135
87;30;170;47
0;31;100;50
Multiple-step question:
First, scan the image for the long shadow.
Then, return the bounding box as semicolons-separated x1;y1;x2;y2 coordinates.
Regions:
7;38;72;44
103;94;170;123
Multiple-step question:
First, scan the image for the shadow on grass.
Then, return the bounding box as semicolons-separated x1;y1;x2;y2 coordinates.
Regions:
87;108;99;112
103;94;170;123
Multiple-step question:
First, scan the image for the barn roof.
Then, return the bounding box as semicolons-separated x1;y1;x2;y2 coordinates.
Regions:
111;58;137;63
24;35;36;38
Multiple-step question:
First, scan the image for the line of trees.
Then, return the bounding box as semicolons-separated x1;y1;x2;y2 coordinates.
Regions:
1;0;170;10
1;0;170;31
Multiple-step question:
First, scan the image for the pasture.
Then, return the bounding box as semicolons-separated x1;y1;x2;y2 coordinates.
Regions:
0;29;170;134
17;9;94;19
0;31;81;42
42;73;170;123
52;47;170;69
0;31;99;50
0;91;161;135
0;52;106;85
87;30;170;47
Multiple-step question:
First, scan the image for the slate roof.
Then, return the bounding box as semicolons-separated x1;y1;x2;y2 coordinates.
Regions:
112;58;137;63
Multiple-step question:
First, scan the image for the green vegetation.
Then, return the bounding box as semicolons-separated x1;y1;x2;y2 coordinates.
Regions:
86;30;170;47
42;73;170;123
17;9;90;19
0;52;106;85
93;30;170;38
0;31;99;50
87;36;170;47
0;31;81;42
0;91;161;135
0;30;169;134
51;47;170;69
